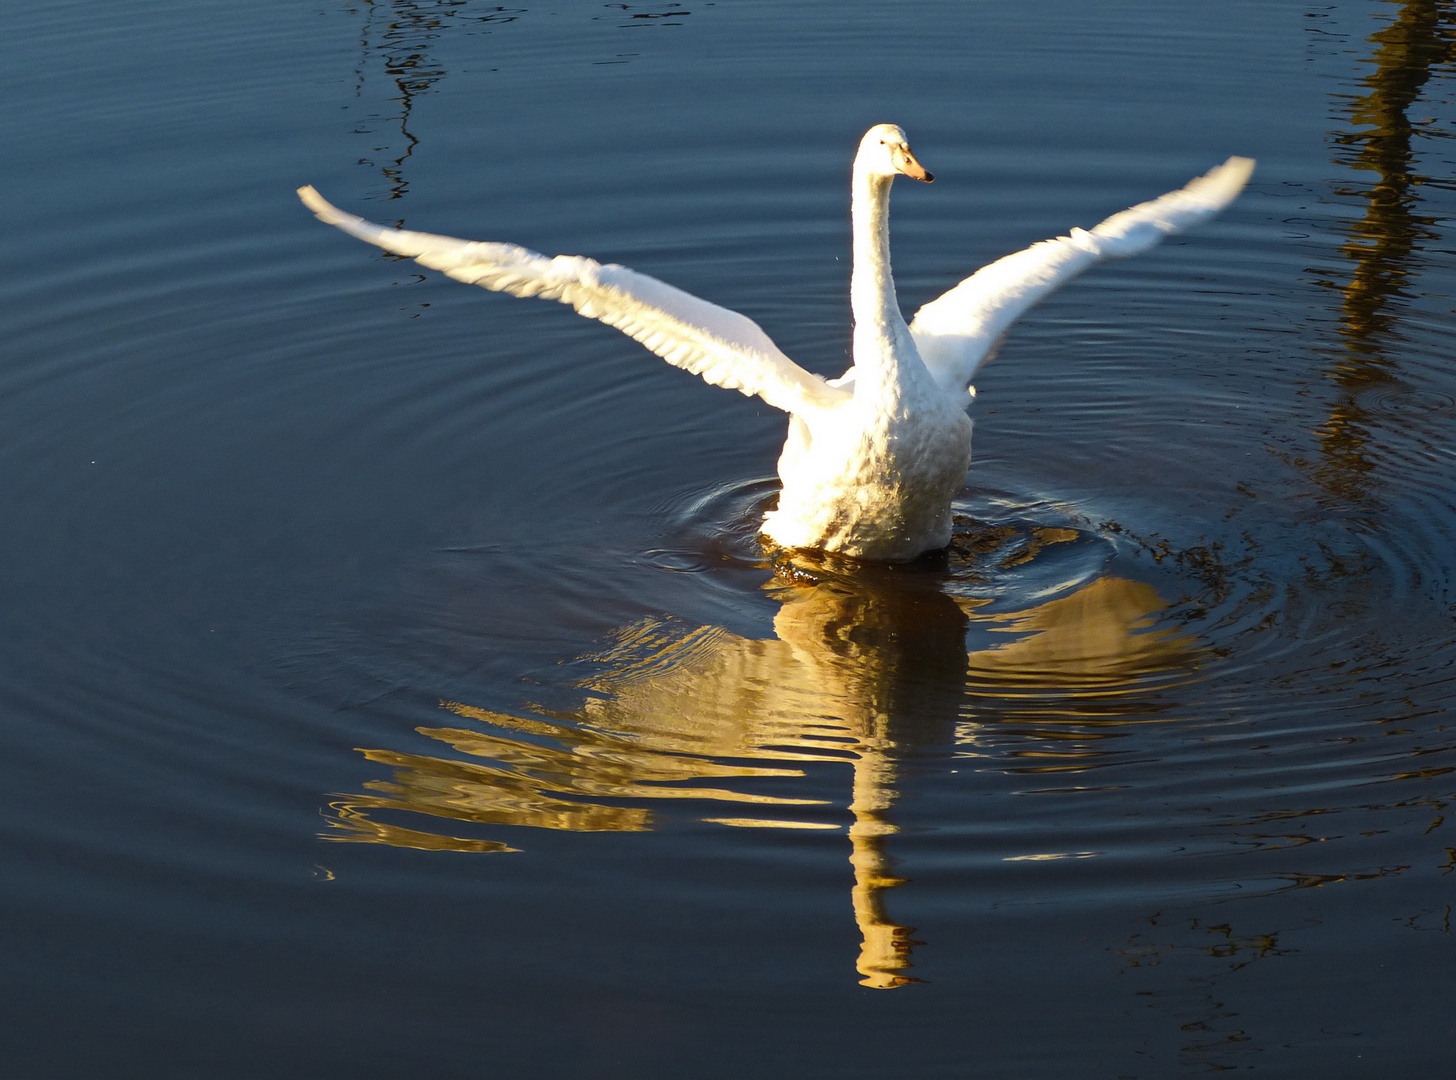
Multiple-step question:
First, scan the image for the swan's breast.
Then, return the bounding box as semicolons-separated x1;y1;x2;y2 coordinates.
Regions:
764;402;973;560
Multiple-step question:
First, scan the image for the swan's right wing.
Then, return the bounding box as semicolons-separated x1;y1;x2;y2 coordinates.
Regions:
299;187;848;416
908;156;1255;394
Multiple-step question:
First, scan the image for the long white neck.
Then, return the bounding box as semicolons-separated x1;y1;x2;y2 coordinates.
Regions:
850;165;914;394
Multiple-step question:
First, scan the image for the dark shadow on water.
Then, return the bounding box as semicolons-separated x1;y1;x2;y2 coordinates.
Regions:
346;0;528;201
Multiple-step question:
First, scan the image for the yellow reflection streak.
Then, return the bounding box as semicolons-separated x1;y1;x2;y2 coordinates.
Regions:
964;576;1197;691
1316;0;1456;502
326;569;1200;986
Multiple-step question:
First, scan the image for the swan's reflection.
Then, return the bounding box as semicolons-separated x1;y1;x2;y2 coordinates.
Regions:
327;561;1199;986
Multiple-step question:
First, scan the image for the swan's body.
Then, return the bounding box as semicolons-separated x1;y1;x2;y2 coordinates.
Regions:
300;126;1253;561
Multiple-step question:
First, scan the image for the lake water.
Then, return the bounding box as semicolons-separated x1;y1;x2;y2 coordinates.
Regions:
5;0;1455;1076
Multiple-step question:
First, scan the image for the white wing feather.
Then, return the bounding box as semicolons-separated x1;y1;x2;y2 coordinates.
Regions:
298;186;847;416
908;156;1255;394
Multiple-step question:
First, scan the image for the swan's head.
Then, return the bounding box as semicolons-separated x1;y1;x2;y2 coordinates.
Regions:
856;124;934;183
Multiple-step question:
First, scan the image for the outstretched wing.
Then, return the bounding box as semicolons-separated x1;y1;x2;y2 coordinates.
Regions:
298;187;848;416
908;156;1255;394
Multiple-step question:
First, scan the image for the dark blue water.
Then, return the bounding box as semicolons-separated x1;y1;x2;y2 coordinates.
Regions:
4;1;1455;1076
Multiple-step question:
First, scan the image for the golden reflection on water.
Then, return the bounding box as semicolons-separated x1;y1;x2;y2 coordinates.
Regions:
1316;0;1455;502
327;567;1200;987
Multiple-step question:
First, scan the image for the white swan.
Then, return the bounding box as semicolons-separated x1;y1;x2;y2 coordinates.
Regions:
299;125;1253;561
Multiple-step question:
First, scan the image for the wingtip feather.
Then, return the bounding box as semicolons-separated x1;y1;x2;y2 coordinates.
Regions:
296;184;372;237
297;184;335;218
1186;155;1256;208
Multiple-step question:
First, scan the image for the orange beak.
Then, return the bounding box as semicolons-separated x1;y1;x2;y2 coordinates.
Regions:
894;145;934;183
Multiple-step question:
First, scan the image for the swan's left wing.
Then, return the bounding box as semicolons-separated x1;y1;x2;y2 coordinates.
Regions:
299;187;849;416
908;156;1254;395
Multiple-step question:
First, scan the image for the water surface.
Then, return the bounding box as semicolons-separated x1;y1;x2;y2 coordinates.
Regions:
3;1;1455;1076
